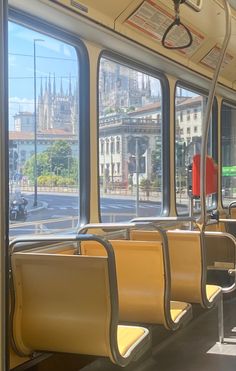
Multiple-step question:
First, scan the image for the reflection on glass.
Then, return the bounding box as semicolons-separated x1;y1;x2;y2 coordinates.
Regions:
99;58;162;222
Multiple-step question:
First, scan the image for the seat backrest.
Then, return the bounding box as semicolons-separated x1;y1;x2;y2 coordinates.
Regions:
167;231;204;304
205;210;228;233
130;229;207;306
204;232;235;269
12;252;115;359
229;206;236;219
81;239;172;327
205;222;227;233
129;230;162;242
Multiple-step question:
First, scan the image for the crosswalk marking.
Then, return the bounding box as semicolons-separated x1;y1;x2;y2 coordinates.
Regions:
49;203;158;211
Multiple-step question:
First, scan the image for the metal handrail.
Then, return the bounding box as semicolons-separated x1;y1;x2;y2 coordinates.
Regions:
219;218;236;224
78;221;169;265
9;233;113;257
131;216;196;223
131;216;199;230
78;221;149;234
228;201;236;217
198;0;232;226
204;231;236;293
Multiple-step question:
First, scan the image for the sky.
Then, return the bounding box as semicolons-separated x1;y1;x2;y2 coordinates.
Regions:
8;21;196;131
8;21;78;129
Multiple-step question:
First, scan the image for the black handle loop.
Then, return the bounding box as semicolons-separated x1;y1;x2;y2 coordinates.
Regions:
161;18;193;50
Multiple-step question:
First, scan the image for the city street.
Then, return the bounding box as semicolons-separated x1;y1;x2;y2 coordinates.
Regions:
9;192;162;236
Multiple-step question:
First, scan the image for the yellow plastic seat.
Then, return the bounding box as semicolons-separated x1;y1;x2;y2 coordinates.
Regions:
130;228;224;342
11;236;151;367
170;301;191;323
117;326;147;357
206;285;222;302
81;239;192;330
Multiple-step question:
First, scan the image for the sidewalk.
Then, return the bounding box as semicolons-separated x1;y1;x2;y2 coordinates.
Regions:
26;199;48;213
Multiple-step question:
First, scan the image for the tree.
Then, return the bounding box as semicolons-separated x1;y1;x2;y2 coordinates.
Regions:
151;145;161;180
24;152;50;183
47;141;73;176
176;142;186;168
24;140;78;185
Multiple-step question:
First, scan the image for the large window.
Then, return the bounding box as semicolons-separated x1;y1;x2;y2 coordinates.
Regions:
221;102;236;206
99;57;162;222
175;85;214;215
9;22;79;236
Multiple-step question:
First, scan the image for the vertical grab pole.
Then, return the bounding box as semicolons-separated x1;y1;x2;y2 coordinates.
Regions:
135;137;139;217
198;0;231;227
0;1;8;371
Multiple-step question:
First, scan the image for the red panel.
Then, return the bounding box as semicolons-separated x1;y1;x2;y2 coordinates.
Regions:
192;154;218;197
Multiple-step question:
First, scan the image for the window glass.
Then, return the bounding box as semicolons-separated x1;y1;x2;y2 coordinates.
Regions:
9;22;79;236
175;85;214;215
99;57;162;222
221;102;236;206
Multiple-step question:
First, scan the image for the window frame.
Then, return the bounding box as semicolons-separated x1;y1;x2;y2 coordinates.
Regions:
220;99;236;208
174;81;218;215
97;50;170;222
9;7;90;227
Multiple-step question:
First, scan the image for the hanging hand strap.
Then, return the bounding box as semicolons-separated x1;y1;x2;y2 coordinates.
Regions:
162;0;193;50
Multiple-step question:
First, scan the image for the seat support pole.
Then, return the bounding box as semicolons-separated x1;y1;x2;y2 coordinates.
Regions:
218;293;224;344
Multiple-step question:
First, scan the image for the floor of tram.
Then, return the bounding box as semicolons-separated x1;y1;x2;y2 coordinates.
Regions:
81;293;236;371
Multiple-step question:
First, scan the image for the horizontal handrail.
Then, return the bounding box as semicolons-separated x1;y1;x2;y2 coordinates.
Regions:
131;216;197;225
78;221;151;234
78;221;169;269
229;201;236;210
219;218;236;223
9;233;112;256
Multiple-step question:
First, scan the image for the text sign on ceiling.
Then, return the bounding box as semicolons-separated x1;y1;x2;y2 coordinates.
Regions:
125;0;205;56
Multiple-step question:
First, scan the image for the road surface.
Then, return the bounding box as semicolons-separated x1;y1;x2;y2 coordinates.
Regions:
9;192;163;236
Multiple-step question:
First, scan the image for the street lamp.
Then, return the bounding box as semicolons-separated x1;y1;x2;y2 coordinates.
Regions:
33;38;44;207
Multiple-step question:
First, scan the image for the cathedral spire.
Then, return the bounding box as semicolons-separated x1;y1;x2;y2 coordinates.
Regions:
40;77;43;97
44;77;48;94
60;77;64;96
48;73;51;95
53;73;56;96
69;73;72;96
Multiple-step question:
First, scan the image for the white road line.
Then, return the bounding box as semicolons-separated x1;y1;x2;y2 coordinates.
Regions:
120;205;134;209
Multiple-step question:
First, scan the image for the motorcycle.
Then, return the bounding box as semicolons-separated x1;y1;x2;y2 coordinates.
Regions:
10;197;28;221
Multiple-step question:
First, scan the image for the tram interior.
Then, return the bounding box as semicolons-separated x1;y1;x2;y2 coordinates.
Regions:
6;0;236;371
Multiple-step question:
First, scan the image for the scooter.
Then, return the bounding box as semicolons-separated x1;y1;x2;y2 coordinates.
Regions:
10;198;28;221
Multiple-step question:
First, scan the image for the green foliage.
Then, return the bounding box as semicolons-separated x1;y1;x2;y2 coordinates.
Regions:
151;146;161;180
38;175;76;186
140;178;151;190
151;177;161;189
24;140;78;185
176;142;186;168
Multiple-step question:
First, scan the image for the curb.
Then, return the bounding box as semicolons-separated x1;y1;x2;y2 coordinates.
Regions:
28;201;48;213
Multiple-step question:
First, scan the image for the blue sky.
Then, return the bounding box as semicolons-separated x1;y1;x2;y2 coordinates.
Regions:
8;21;78;129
